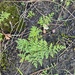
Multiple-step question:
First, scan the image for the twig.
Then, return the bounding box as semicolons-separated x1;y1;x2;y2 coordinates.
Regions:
30;67;50;75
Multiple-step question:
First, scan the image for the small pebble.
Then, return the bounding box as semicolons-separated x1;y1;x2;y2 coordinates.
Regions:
52;29;56;33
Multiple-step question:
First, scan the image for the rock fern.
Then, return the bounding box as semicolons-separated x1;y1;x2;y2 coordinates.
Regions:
16;26;66;68
0;11;10;23
38;12;54;28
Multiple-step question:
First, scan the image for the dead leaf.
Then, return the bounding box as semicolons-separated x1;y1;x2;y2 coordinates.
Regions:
4;34;12;40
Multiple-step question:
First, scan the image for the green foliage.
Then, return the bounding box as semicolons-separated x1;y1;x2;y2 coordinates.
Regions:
21;2;25;6
65;0;72;7
0;1;19;32
54;74;59;75
0;33;3;41
41;70;59;75
16;68;23;75
27;11;35;18
16;26;66;68
48;43;66;58
0;11;10;41
41;70;48;75
28;26;42;40
38;13;54;28
0;51;8;70
0;11;10;23
40;64;58;75
61;0;73;7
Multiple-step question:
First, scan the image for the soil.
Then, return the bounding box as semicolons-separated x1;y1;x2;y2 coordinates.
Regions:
1;0;75;75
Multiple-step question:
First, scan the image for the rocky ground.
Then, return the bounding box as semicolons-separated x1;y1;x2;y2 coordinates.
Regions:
1;0;75;75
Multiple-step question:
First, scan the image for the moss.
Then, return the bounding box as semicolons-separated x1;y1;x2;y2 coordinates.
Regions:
0;1;20;33
0;51;9;71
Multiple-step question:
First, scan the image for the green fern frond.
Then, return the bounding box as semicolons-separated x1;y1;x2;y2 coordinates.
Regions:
38;12;54;27
0;11;10;23
16;26;66;68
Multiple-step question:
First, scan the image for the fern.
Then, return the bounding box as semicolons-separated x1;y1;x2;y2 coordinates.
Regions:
48;43;66;58
28;26;42;40
16;26;66;68
0;11;10;23
38;12;54;29
27;11;35;18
